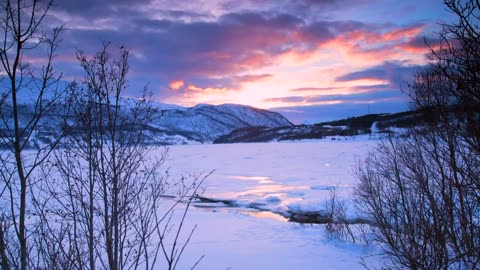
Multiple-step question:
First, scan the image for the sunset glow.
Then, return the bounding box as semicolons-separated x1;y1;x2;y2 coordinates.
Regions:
49;0;454;123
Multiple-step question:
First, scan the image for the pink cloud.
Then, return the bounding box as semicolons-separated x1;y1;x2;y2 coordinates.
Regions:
367;24;424;43
317;24;430;66
169;80;185;90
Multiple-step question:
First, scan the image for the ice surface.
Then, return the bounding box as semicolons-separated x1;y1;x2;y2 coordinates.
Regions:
2;131;387;268
173;205;382;270
160;138;385;269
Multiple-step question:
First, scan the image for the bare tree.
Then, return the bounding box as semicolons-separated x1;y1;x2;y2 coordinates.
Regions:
0;1;67;269
42;43;205;270
355;1;480;269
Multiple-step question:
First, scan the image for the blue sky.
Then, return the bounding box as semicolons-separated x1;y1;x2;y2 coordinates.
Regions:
45;0;454;123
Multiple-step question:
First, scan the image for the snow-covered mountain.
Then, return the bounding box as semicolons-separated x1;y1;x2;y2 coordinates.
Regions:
0;102;293;146
150;103;293;143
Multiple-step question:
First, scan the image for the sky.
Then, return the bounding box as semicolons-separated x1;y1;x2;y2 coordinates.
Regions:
45;0;454;123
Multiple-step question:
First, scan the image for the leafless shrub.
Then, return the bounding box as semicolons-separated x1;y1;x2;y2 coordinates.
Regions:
40;43;206;270
325;186;356;243
355;1;480;269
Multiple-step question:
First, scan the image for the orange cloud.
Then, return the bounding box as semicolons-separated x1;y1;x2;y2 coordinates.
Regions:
186;84;228;94
169;80;185;90
187;84;204;92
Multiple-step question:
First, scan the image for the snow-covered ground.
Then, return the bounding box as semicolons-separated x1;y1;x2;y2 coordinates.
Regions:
161;137;384;269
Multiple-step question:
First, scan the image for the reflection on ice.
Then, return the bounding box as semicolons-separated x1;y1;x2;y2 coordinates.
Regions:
221;175;310;210
238;210;289;222
165;140;375;219
161;140;381;269
236;184;303;197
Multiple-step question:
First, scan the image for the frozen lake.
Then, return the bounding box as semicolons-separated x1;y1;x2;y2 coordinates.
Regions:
161;138;384;269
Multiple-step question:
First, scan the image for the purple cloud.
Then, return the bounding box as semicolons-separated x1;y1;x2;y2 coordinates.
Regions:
335;61;420;88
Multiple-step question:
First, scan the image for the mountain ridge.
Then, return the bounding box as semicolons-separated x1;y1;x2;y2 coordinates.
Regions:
1;99;424;146
214;110;424;143
150;103;293;143
0;102;293;146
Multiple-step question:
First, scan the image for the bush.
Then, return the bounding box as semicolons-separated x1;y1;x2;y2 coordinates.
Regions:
354;1;480;268
325;186;356;243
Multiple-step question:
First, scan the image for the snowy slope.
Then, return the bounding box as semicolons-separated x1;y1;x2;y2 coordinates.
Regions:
152;103;293;142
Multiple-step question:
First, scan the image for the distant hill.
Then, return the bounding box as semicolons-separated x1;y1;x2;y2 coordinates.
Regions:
315;110;422;130
214;110;424;143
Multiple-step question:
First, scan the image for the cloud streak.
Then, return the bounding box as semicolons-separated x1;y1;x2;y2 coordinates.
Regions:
335;61;419;88
264;89;403;105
